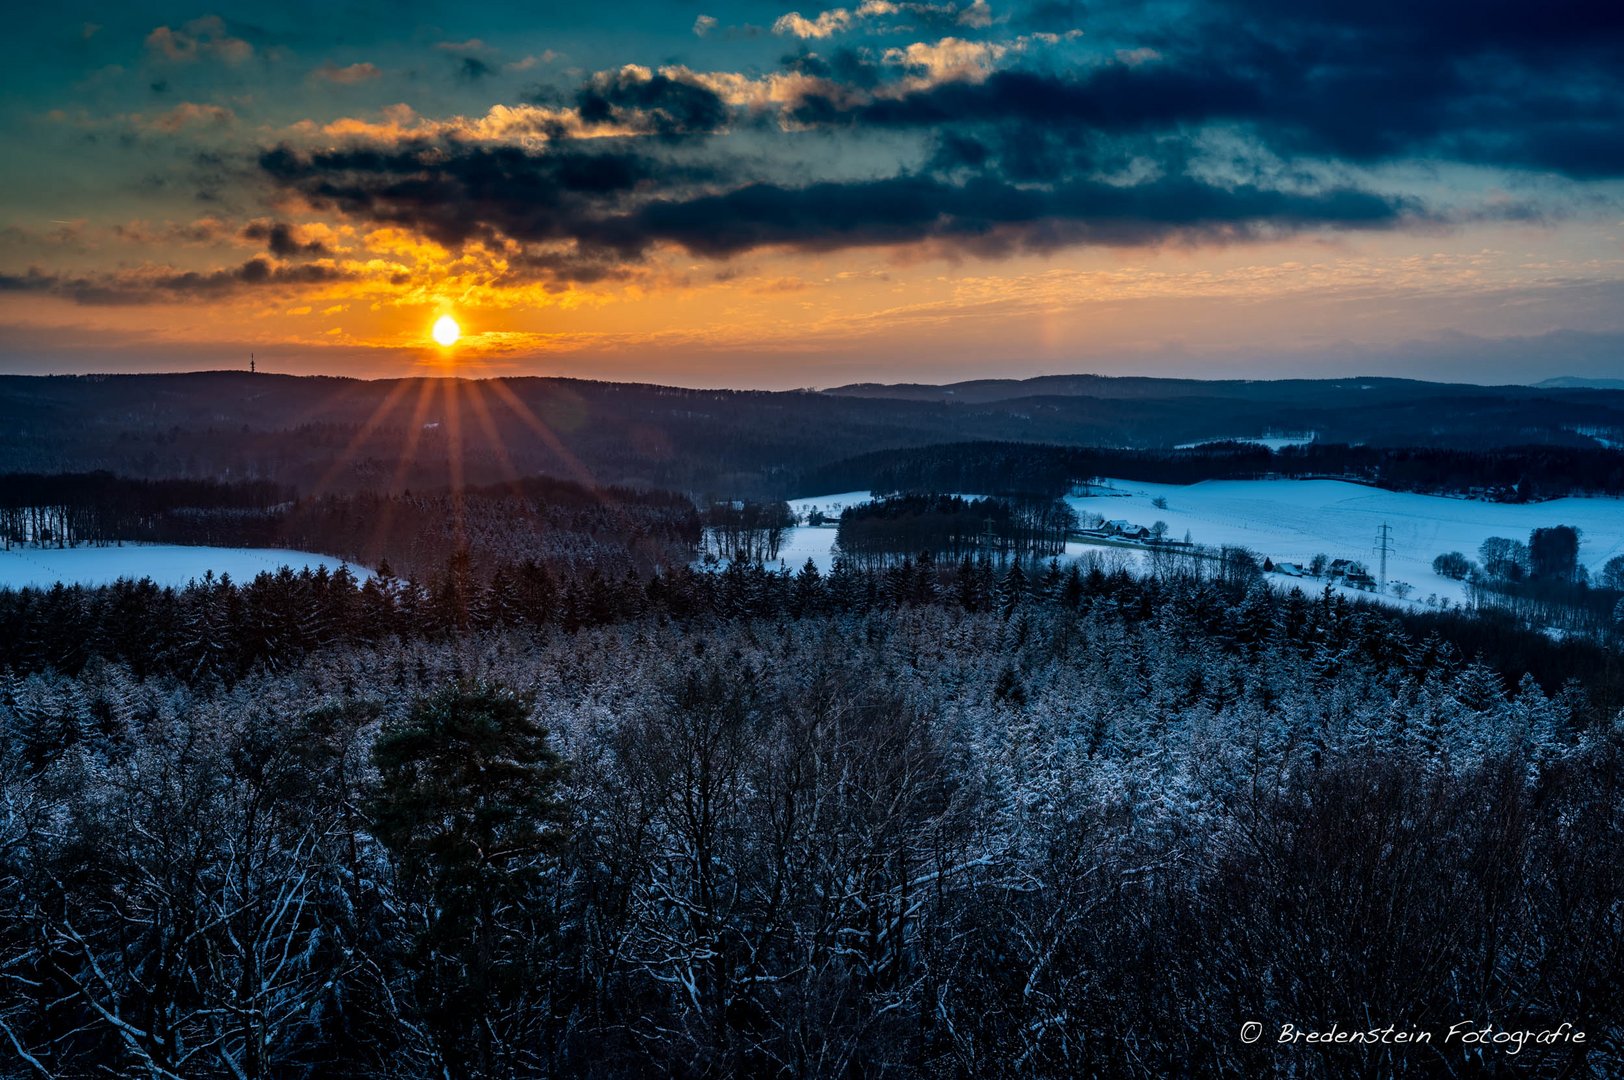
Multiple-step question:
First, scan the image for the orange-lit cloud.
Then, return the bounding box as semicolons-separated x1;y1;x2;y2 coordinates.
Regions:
145;16;253;65
145;101;236;132
311;62;382;84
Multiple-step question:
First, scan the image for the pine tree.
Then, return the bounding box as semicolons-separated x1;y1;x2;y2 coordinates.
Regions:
370;682;569;1076
792;557;824;615
1000;560;1028;618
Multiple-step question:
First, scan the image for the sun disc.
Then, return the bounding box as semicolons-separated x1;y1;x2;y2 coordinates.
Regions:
432;314;460;346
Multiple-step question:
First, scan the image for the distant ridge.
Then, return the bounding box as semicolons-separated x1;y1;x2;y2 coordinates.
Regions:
825;373;1541;405
1535;376;1624;390
3;370;1621;498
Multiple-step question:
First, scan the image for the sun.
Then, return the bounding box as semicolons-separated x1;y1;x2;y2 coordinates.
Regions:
432;314;461;347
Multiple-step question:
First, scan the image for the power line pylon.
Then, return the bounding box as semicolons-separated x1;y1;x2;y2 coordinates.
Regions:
1374;521;1394;588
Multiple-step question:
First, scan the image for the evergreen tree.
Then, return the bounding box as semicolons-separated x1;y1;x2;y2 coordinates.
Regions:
369;682;569;1077
792;557;824;615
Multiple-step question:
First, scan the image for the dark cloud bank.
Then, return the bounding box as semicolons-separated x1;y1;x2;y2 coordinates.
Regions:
254;0;1619;279
28;0;1621;298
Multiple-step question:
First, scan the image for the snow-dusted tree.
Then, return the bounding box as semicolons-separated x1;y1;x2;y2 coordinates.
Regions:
370;682;568;1076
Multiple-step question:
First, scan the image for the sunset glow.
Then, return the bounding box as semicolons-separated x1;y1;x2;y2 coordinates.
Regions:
0;4;1620;385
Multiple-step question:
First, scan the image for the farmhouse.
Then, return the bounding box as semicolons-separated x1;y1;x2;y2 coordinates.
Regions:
1104;520;1151;539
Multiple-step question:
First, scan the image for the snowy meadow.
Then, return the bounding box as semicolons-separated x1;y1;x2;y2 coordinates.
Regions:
774;480;1624;617
0;544;369;589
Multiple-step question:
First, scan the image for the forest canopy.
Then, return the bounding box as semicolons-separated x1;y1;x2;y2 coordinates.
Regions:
2;550;1620;1076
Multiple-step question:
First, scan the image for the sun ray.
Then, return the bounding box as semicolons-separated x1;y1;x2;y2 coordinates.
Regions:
483;377;604;495
366;375;441;562
307;375;419;497
462;378;527;499
443;376;467;551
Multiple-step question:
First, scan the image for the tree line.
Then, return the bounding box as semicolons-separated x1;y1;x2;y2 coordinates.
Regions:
0;472;291;549
701;500;796;564
835;494;1078;568
3;548;1621;717
0;472;701;578
1430;529;1624;639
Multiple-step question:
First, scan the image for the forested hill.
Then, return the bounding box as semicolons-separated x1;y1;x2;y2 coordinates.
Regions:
802;441;1624;500
828;372;1624;407
1;371;1621;498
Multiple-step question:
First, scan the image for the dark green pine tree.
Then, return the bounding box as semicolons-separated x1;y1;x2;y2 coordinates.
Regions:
370;682;569;1077
516;559;558;626
951;554;978;612
478;563;517;630
1059;563;1085;609
432;549;477;633
999;560;1028;618
792;557;824;615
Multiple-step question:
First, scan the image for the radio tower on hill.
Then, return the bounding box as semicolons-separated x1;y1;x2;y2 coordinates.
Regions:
1374;522;1394;588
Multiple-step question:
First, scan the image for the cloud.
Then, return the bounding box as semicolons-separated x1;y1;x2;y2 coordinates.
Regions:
47;102;239;136
575;66;729;137
773;7;857;38
506;51;561;72
458;57;497;82
313;62;382;84
778;33;1624;179
292;101;634;145
145;16;253;65
958;0;994;28
20;0;1624;312
258;131;1421;277
241;221;330;257
1122;2;1624;178
258;141;679;252
111;218;232;245
881;37;1009;83
773;0;993;38
140;102;236;133
0;258;352;305
613;173;1421;259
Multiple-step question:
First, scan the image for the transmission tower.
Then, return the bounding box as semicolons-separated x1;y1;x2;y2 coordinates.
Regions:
1374;521;1395;588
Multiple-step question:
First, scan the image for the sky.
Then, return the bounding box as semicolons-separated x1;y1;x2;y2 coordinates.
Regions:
1;0;1621;387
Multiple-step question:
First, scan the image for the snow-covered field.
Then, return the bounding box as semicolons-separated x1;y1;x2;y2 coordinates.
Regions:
770;480;1624;613
775;492;871;571
788;492;872;522
1067;479;1624;608
774;491;990;572
0;545;369;589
